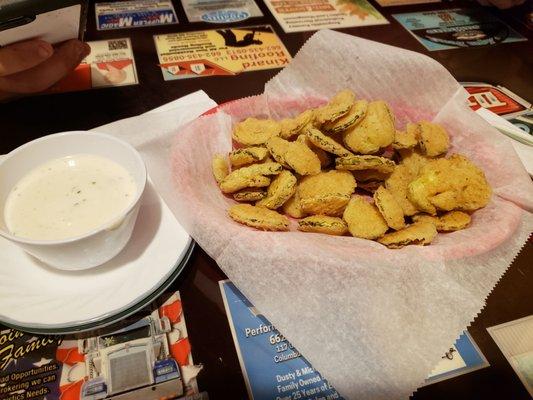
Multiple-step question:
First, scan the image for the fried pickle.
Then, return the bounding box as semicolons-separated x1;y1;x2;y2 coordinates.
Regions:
374;186;406;230
233;118;281;146
257;170;297;209
298;215;348;236
229;204;289;231
378;221;437;249
343;196;388;240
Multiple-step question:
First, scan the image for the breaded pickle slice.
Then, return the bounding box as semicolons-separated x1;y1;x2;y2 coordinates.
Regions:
385;164;421;217
300;194;351;216
220;162;282;193
374;186;406;230
298;170;356;199
315;90;356;125
283;192;307;218
298;215;348;236
336;155;395;174
393;128;417;150
212;154;229;184
407;155;491;214
378;222;437;249
233;188;267;202
266;136;291;166
229;204;289;231
343;196;388;240
343;100;395;154
280;110;314;139
284;141;322;176
296;134;331;168
306;127;352;157
229;147;269;168
233;118;281;146
256;170;297;209
323;100;368;134
412;211;471;232
416;121;450;157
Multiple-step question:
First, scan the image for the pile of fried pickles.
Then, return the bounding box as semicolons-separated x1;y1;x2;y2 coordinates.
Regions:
211;90;492;249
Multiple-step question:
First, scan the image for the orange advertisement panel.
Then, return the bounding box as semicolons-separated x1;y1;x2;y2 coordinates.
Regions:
154;25;292;80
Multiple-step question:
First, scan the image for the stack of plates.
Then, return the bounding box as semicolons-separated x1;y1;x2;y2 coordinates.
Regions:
0;181;193;334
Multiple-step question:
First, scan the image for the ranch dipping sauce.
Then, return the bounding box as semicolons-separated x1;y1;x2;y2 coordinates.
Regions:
4;154;137;241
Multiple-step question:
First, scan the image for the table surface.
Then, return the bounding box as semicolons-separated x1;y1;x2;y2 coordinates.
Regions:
1;0;532;398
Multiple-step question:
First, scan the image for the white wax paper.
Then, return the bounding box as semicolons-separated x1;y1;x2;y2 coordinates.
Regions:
109;33;533;399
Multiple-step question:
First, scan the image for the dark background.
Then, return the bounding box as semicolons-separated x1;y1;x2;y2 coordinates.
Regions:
1;0;532;398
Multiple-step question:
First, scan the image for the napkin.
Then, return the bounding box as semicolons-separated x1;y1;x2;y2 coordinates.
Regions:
106;36;532;399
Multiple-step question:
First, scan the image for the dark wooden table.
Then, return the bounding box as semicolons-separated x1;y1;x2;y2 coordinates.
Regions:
1;0;532;398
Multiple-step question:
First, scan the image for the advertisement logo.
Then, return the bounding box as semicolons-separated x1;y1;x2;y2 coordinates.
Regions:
201;10;250;23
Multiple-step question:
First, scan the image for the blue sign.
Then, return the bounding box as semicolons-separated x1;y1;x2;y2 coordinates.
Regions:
220;281;343;400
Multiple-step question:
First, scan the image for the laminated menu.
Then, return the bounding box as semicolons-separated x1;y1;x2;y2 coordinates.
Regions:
0;292;206;400
101;30;533;399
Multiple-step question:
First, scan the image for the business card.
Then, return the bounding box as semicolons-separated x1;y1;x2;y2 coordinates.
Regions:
182;0;263;23
394;8;527;51
47;38;138;93
154;25;291;80
95;0;178;30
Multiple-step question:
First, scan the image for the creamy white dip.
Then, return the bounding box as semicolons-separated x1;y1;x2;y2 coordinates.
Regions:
4;154;137;241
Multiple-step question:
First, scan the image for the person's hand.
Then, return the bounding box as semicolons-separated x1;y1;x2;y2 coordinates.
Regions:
477;0;526;9
0;39;90;101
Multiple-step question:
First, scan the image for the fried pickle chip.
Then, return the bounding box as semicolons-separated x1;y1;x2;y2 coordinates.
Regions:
284;141;322;176
298;215;348;236
377;222;437;249
398;148;430;174
416;121;450;157
283;192;307;218
305;127;352;157
315;90;356;125
256;170;297;209
296;134;332;168
298;170;356;199
266;136;291;166
297;167;355;216
300;194;350;216
373;186;405;230
229;204;289;231
280;110;314;139
384;164;419;216
412;211;471;232
323;100;368;134
343;196;388;240
336;155;396;174
343;100;395;154
233;188;267;202
212;154;229;184
220;175;271;193
220;162;282;193
229;147;269;168
233;118;281;146
408;154;491;214
393;128;417;150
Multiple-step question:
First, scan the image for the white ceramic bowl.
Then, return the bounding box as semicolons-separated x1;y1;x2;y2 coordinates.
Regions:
0;131;147;271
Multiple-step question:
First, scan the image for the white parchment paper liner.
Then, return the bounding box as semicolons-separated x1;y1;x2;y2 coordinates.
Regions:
131;32;533;399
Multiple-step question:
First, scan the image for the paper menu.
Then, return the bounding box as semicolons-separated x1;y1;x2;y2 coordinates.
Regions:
262;0;388;33
488;315;533;396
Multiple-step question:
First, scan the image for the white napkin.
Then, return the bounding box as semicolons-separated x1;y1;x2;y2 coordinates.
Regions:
96;41;533;400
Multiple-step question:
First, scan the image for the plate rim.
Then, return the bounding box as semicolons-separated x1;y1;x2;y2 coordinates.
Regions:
0;240;195;334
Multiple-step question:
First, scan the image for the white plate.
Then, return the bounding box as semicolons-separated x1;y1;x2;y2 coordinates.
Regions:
0;180;192;333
